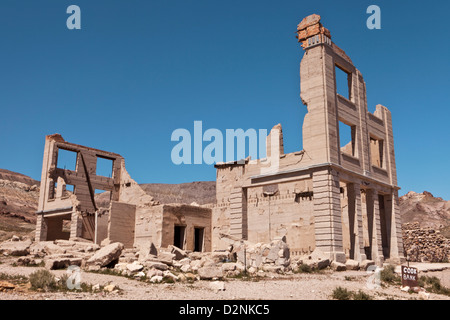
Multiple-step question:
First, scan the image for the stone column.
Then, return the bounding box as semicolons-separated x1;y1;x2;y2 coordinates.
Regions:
347;183;366;262
388;191;406;263
312;168;345;262
70;211;83;240
35;214;47;241
229;187;248;241
367;189;384;266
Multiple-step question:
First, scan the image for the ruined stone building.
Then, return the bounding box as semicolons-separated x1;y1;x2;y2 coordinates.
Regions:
212;14;405;265
36;14;405;266
35;134;211;252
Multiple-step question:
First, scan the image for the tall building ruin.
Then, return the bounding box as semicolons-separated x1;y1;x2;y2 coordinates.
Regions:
212;14;405;264
35;14;405;265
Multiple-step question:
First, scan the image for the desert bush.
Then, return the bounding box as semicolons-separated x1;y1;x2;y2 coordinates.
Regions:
352;290;372;300
29;269;57;291
332;286;352;300
380;265;401;285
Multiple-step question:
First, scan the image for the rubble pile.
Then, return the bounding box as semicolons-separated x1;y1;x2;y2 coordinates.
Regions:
402;222;449;263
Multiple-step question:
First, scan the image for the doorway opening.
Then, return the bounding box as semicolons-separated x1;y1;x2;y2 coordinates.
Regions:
194;227;205;252
173;225;186;249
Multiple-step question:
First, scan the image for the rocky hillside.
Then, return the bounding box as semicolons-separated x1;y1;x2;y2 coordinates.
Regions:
1;168;449;240
0;169;40;241
399;191;450;229
140;181;216;205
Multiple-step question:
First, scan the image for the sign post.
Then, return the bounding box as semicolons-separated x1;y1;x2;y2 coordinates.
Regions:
401;265;418;288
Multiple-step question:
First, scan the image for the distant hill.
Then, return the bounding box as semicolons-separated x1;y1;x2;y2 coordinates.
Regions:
0;169;40;241
1;168;449;241
399;191;450;229
140;181;216;205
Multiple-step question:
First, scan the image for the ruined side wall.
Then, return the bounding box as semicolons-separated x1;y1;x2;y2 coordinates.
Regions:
108;201;136;248
134;205;164;250
161;205;212;252
246;181;315;256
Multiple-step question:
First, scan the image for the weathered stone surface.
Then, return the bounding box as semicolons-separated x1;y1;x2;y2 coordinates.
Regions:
221;263;237;271
143;261;168;271
180;264;191;273
150;275;163;283
163;271;178;282
0;240;32;256
168;245;188;260
301;248;330;270
197;266;224;279
158;251;175;265
210;281;226;292
44;256;82;270
86;242;124;267
359;260;375;271
402;222;449;263
345;259;359;270
331;261;347;271
126;261;144;273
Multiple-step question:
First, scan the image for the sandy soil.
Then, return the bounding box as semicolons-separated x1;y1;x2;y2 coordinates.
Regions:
1;259;449;301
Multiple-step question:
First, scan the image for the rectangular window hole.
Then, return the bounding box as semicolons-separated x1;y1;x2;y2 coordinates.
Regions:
370;137;384;168
335;65;351;100
339;121;356;157
57;149;78;171
96;156;113;178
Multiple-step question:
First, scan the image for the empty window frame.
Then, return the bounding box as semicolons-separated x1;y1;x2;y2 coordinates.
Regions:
57;148;78;171
63;184;75;198
335;65;352;100
339;121;357;157
96;156;114;178
370;137;384;168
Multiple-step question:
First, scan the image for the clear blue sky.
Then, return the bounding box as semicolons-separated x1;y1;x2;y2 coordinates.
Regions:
0;1;449;200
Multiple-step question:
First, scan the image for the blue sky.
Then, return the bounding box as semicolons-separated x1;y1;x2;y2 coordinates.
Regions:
0;1;449;200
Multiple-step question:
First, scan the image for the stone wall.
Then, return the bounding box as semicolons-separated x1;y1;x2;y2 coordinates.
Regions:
402;222;449;262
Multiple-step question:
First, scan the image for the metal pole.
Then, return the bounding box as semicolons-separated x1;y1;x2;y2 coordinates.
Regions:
94;211;98;245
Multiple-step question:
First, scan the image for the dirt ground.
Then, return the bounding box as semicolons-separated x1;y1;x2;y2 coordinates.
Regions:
0;258;449;301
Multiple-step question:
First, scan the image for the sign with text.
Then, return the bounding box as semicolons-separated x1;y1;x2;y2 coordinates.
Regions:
401;266;418;287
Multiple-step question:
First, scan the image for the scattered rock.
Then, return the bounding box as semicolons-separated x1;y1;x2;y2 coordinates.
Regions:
210;281;226;292
104;284;116;292
143;261;169;271
169;245;188;260
331;261;346;271
197;266;224;280
126;261;144;273
359;260;375;271
86;242;124;267
345;259;359;270
0;281;15;291
150;275;163;283
0;240;32;256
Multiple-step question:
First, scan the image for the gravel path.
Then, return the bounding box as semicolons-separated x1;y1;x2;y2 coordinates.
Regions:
1;259;449;300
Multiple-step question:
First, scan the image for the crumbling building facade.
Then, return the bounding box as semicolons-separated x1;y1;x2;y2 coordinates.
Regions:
35;134;211;252
212;14;405;265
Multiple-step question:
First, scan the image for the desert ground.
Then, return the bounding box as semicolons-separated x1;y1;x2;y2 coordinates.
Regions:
0;256;449;301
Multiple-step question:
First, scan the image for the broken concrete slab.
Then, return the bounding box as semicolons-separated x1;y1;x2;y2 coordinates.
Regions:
0;240;32;256
86;242;124;267
197;266;224;280
331;261;347;271
345;259;360;270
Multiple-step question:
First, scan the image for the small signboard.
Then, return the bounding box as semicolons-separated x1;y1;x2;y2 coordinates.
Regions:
401;265;418;287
